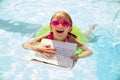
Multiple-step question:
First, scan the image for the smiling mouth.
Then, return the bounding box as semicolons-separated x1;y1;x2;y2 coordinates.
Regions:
56;30;64;33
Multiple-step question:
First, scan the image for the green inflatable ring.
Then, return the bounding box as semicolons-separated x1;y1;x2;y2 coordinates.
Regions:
35;24;85;56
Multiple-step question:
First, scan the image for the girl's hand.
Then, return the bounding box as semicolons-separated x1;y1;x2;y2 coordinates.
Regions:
71;56;79;61
37;45;56;58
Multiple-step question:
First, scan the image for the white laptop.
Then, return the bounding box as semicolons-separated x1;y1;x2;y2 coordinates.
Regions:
31;38;77;68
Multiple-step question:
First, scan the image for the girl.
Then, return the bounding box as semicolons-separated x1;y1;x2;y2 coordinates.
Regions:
22;11;92;61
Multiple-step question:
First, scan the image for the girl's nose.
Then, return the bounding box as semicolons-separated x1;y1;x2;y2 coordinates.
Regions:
58;23;63;27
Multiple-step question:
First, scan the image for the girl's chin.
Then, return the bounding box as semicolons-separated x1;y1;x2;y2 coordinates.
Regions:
55;34;65;39
56;35;64;38
55;32;63;36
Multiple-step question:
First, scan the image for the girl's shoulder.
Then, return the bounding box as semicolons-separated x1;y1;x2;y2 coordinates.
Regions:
38;33;49;38
68;34;77;43
69;34;83;44
36;33;49;42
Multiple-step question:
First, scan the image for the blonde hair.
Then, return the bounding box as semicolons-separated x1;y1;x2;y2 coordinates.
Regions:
50;11;73;27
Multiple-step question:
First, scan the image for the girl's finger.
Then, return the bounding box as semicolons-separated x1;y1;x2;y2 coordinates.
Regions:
43;52;52;59
46;48;56;52
43;51;55;58
44;45;51;48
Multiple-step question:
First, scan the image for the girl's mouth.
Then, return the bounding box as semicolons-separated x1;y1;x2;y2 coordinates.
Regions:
56;30;64;33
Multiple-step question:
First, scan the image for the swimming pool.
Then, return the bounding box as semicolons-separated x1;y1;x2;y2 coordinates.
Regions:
0;0;120;80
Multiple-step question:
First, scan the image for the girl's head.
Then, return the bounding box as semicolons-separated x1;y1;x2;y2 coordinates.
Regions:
49;11;73;41
50;11;72;27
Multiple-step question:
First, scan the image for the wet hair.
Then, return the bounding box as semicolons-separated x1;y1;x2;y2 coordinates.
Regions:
50;11;73;27
50;11;77;38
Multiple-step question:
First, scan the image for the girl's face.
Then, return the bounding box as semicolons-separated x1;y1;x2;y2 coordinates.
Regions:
50;16;72;41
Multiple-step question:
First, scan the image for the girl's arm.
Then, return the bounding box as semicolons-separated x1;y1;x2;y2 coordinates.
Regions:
70;37;92;61
77;45;92;58
22;34;48;51
22;33;56;58
75;38;92;58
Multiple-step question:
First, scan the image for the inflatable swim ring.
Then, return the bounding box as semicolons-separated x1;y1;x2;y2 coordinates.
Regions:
35;24;85;56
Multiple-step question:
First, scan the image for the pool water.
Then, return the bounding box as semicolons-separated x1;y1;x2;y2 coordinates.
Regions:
0;0;120;80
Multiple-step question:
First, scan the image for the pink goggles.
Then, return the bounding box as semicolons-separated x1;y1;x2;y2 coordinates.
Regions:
50;20;71;27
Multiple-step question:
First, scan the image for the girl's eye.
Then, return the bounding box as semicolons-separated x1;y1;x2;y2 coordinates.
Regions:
62;21;70;26
51;21;59;26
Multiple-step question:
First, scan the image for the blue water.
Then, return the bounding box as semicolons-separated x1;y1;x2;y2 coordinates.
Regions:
0;0;120;80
